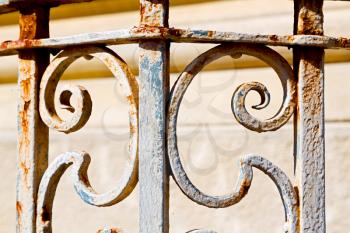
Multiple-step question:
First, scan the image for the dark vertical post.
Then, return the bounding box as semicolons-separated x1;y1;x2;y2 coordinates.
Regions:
17;7;50;233
139;1;170;233
294;1;325;232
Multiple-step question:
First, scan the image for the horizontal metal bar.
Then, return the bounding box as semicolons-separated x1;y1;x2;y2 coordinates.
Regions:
1;27;350;56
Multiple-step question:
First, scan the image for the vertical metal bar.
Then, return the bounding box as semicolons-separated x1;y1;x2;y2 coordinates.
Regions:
139;1;170;233
17;7;50;233
294;1;326;232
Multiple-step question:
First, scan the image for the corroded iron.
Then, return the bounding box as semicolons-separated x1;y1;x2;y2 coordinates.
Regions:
167;43;295;133
139;1;170;233
39;46;138;134
294;0;326;232
17;7;50;233
1;28;350;56
167;43;298;233
0;0;335;232
37;46;139;232
36;151;137;232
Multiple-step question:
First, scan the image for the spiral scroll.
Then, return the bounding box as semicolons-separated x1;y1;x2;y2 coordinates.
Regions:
167;44;298;232
168;43;295;133
37;46;138;233
39;46;138;134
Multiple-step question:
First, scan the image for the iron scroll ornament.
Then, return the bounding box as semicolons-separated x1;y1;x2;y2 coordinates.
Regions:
37;46;138;233
167;43;298;232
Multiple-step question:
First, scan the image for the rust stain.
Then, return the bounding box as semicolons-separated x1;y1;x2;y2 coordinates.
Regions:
18;114;30;149
79;172;90;185
19;162;29;185
18;91;31;189
20;78;31;102
140;3;146;19
238;178;251;198
40;205;50;223
16;201;22;215
129;123;136;134
140;2;163;27
0;39;43;52
269;34;278;42
287;35;294;42
339;37;350;48
168;28;181;37
97;229;123;233
294;186;301;231
134;25;168;36
19;101;30;140
19;13;37;40
16;201;22;233
126;95;135;106
297;7;323;36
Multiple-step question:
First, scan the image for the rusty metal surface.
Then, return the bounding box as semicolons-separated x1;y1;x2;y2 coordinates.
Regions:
294;0;326;232
36;46;138;232
167;43;298;232
5;0;336;232
139;2;170;233
166;43;296;133
1;27;350;56
17;7;50;233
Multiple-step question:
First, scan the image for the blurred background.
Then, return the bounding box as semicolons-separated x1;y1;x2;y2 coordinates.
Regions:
0;0;350;232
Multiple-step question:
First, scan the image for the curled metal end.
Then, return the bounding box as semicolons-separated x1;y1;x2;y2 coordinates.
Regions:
39;46;138;134
167;43;298;232
228;46;295;133
169;43;295;134
37;46;139;233
55;84;92;133
231;78;294;133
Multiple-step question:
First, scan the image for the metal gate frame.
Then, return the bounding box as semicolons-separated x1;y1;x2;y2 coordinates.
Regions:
0;0;348;232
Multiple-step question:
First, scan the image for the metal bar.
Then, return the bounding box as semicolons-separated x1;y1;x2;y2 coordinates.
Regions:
1;28;350;56
294;1;326;232
139;1;169;233
16;7;50;233
0;29;349;56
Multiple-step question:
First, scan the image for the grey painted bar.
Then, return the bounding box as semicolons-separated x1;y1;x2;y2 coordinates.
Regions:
294;0;326;232
139;1;170;233
16;8;50;233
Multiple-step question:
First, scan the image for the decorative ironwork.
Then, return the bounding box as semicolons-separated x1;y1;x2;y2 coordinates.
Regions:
0;0;336;232
167;43;298;233
37;46;139;232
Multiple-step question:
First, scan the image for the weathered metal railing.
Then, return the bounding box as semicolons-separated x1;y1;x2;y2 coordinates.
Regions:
0;0;347;232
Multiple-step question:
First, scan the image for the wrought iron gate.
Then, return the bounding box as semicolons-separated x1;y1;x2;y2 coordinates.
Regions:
1;0;349;232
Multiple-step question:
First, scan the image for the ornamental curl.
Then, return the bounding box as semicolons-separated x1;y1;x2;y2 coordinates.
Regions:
37;151;138;233
39;46;138;134
167;43;298;232
169;43;295;133
37;46;138;233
